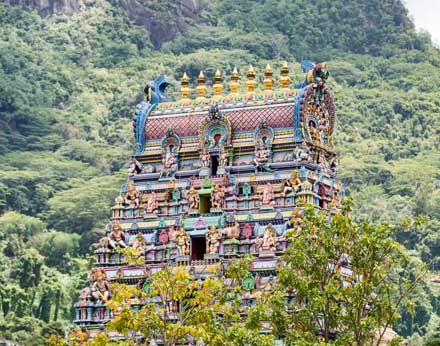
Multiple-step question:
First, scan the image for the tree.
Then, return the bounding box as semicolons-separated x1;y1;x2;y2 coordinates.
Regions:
102;262;272;345
274;200;427;346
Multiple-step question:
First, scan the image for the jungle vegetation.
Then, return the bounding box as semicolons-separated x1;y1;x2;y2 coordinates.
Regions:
0;0;439;345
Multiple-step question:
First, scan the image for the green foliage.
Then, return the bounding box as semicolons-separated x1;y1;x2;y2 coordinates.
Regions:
276;202;428;345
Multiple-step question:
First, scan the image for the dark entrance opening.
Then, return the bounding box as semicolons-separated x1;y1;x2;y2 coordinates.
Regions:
191;236;206;261
211;154;219;175
199;194;211;214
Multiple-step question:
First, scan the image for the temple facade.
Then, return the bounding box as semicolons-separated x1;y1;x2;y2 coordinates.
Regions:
71;62;345;339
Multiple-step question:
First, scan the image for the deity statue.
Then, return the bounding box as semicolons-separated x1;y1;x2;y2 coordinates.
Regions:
162;147;177;178
144;191;159;214
109;222;127;248
281;171;301;197
309;121;321;143
219;149;229;167
124;183;139;208
91;269;110;302
300;61;329;104
206;225;222;254
317;154;330;171
261;182;275;206
289;208;303;232
128;157;144;175
132;232;146;257
253;143;269;170
256;224;278;253
174;227;190;257
225;222;240;240
210;184;225;209
186;186;199;210
201;150;210;168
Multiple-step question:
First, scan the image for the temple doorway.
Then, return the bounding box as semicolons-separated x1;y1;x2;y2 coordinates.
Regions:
191;236;206;260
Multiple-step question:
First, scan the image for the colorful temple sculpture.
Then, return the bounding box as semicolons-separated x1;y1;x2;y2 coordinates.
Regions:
72;61;347;339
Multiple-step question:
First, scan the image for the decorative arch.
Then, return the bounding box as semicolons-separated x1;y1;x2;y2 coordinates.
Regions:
253;121;274;146
160;129;181;153
199;105;232;150
293;84;336;151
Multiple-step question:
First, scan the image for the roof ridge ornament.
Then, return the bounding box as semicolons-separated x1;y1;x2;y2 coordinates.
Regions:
212;69;223;98
246;65;257;95
279;61;291;90
228;67;240;96
263;64;274;93
180;72;191;100
196;71;207;99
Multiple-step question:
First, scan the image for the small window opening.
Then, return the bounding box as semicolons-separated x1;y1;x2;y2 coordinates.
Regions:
211;154;219;175
199;194;211;214
191;236;206;260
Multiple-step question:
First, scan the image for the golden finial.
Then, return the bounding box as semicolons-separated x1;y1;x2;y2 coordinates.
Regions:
263;64;274;93
229;67;240;96
180;72;191;100
279;61;291;90
196;71;207;99
212;69;223;98
246;65;257;94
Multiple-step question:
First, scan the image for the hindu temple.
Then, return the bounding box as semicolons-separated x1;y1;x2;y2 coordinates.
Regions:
71;61;345;339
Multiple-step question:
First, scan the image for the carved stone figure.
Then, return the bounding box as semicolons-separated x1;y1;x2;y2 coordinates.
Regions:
261;182;274;206
159;228;170;245
225;222;240;240
124;183;139;208
256;224;278;253
128;157;144;175
211;184;225;209
132;232;146;254
109;222;127;248
281;171;301;197
162;147;177;177
219;149;229;167
186;186;199;210
253;143;269;170
206;225;222;254
91;269;110;302
144;191;159;214
174;227;190;256
201;150;210;168
309;121;321;143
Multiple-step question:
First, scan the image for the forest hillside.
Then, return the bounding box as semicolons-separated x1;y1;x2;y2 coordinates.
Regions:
0;0;439;345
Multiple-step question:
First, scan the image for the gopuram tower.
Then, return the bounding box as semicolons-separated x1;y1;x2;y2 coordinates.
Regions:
72;62;344;339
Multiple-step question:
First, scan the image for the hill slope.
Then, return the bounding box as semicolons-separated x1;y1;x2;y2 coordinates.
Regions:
0;0;439;344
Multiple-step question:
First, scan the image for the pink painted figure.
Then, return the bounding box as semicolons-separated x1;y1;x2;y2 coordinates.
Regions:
257;224;278;253
211;184;225;209
186;186;199;210
201;150;210;168
219;149;229;167
261;182;274;206
206;226;222;254
109;223;127;248
174;227;190;256
162;148;177;177
144;191;159;214
91;270;110;302
253;143;269;167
